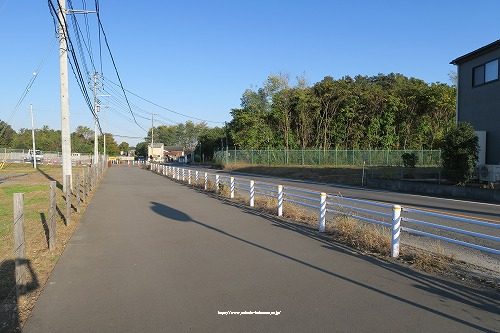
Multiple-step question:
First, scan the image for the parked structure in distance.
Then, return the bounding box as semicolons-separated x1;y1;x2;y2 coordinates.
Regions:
24;149;44;164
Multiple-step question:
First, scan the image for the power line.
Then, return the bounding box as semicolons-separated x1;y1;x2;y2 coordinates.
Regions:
101;76;225;124
0;38;56;139
94;4;147;134
47;0;102;134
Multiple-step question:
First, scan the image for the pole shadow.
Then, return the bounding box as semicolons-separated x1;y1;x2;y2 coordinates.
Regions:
149;200;499;332
36;168;62;190
40;213;50;247
0;259;39;332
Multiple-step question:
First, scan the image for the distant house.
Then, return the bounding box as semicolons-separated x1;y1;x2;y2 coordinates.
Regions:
164;146;184;161
148;143;164;162
451;40;500;166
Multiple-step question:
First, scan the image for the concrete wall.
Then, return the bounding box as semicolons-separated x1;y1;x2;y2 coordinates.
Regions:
367;178;500;203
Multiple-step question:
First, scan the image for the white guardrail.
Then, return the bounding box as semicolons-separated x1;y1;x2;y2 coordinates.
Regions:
148;163;500;259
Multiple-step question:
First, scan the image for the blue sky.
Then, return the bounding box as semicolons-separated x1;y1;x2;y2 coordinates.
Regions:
1;0;499;147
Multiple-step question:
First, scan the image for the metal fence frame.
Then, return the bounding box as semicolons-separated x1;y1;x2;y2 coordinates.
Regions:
214;148;441;167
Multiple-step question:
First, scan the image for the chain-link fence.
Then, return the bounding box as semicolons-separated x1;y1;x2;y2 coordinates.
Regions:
0;148;93;166
214;148;441;167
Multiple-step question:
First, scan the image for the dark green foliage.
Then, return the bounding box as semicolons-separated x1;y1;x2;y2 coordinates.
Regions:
0;120;15;147
135;142;148;158
441;122;479;185
402;153;418;168
228;73;456;151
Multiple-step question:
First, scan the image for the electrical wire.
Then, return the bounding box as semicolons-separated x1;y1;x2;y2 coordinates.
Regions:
94;3;147;134
47;0;102;134
0;39;56;140
101;76;225;124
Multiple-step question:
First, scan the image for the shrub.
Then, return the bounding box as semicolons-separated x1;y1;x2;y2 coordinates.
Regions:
441;122;479;185
402;153;418;168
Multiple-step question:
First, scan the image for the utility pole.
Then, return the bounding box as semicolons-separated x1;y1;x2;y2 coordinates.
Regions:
103;105;107;160
93;72;99;166
58;0;72;192
30;104;37;169
151;112;155;146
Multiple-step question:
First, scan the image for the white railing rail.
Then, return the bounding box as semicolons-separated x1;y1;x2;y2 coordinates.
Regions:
149;163;499;259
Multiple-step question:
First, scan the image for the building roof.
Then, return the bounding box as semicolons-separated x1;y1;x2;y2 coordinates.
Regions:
164;146;184;152
149;143;164;148
450;39;500;65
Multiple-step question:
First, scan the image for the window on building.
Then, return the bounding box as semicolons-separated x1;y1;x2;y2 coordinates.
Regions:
473;59;499;87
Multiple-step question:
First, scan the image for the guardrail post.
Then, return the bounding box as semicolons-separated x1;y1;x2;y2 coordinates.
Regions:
277;185;283;217
204;172;208;191
319;192;326;232
249;180;255;207
182;168;186;182
215;174;220;194
188;169;191;184
391;205;401;257
230;177;235;198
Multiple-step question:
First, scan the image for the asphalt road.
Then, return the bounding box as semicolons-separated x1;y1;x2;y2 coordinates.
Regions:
23;166;499;332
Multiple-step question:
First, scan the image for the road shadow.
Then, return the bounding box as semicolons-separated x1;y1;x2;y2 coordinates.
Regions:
0;259;39;332
150;199;499;332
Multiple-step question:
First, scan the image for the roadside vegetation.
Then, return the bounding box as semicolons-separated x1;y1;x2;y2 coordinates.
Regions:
0;164;98;331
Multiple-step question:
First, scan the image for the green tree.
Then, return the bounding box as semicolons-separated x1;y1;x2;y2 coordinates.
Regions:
71;126;94;153
100;134;119;156
229;88;274;149
118;142;130;153
135;141;148;158
441;122;479;185
195;126;225;161
0;120;16;147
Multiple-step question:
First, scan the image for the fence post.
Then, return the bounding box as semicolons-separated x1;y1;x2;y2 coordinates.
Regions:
249;180;255;207
319;192;326;232
66;175;71;226
215;174;220;194
182;168;185;182
76;172;81;213
204;172;208;191
391;205;401;257
49;181;57;251
14;193;26;296
277;185;283;217
230;177;235;198
195;171;199;187
82;170;87;203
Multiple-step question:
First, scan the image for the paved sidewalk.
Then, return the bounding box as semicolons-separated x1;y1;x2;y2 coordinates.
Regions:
23;167;499;332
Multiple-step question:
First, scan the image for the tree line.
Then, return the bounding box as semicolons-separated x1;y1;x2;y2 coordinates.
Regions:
142;73;456;161
228;73;456;151
1;72;457;161
0;122;127;156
